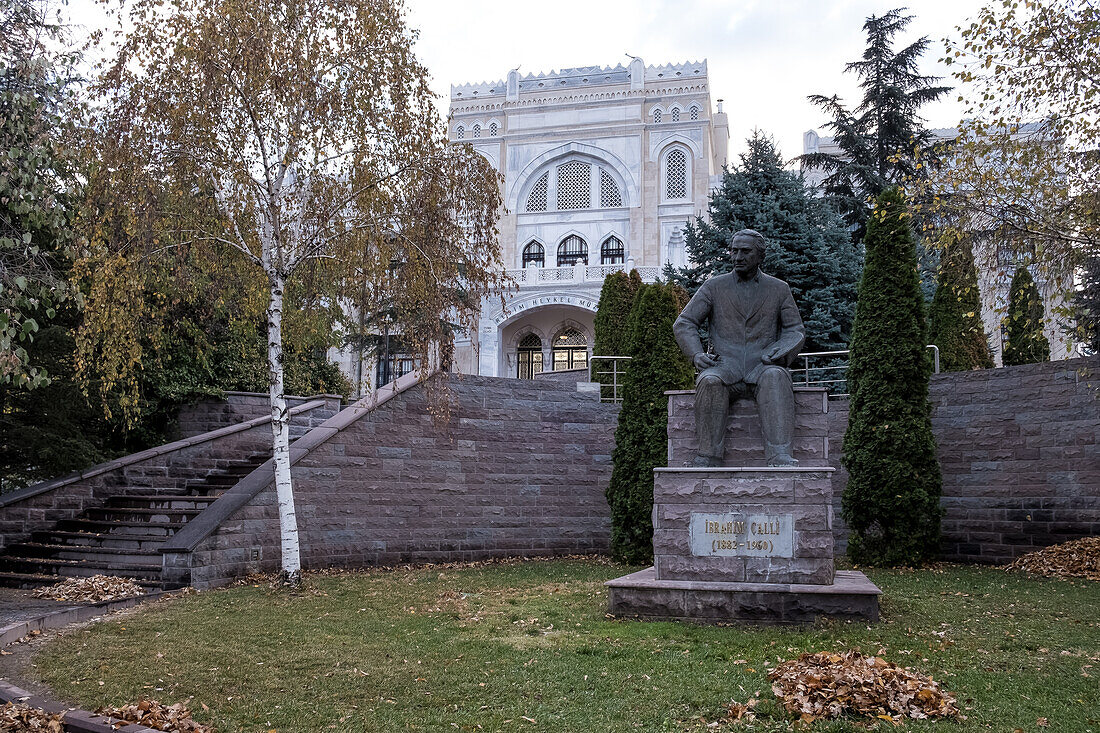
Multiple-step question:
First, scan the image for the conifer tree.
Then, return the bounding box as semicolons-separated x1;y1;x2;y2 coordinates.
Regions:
593;269;642;394
842;189;942;566
1070;251;1100;355
606;283;694;564
1002;266;1051;365
667;132;860;353
803;8;951;241
928;238;993;371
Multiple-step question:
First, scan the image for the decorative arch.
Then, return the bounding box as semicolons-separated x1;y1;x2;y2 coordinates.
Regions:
507;323;548;351
521;239;545;268
556;233;588;267
487;117;502;136
454;124;465;140
507;141;638;210
649;133;702;162
661;144;691;201
669;104;683;122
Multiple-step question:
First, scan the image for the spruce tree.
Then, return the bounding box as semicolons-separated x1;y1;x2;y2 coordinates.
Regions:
1070;251;1100;354
593;269;643;394
606;283;694;563
928;238;994;371
1002;265;1051;365
667;132;861;353
803;8;951;241
842;188;942;566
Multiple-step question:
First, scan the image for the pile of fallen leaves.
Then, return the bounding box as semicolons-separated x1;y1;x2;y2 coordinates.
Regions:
1005;537;1100;581
768;650;962;724
0;701;64;732
95;700;213;732
30;575;145;603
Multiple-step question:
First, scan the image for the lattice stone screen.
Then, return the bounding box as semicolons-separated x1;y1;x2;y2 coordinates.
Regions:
526;172;549;212
666;148;688;200
556;161;591;210
600;170;622;207
653;109;662;123
671;108;680;122
489;121;498;136
690;106;699;120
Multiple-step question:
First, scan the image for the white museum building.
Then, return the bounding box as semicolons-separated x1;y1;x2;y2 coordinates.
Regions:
444;58;730;380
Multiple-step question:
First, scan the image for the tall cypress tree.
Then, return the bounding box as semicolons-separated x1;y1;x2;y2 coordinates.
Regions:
842;188;942;566
803;8;951;241
606;283;694;563
928;238;994;371
593;269;643;394
1002;265;1051;365
667;132;861;353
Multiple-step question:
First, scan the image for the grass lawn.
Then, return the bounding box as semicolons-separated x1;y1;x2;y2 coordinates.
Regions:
30;559;1100;732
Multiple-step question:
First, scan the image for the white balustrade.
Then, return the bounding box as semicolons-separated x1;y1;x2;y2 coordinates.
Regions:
502;263;659;287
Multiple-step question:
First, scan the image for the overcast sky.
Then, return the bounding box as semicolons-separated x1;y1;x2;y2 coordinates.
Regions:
65;0;993;165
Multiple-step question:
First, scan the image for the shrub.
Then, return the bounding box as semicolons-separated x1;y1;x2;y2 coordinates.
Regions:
606;283;694;563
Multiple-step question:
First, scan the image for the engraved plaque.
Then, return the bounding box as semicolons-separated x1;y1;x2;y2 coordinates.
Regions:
689;512;794;558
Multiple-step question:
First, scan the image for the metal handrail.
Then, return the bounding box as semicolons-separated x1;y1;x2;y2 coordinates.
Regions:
791;345;942;397
590;356;631;403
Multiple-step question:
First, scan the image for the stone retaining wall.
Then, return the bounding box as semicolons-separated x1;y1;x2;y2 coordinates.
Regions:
177;374;621;587
176;393;341;438
828;357;1099;563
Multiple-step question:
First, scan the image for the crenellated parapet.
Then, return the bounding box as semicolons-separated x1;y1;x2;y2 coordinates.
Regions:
450;60;708;102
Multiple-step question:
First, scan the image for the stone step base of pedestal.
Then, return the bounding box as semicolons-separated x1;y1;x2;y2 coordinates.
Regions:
605;568;880;625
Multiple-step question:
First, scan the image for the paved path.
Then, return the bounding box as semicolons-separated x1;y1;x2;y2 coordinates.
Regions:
0;587;80;629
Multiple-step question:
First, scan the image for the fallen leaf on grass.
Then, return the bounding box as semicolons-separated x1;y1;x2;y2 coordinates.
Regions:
31;575;145;603
0;701;65;732
95;699;214;732
768;650;963;722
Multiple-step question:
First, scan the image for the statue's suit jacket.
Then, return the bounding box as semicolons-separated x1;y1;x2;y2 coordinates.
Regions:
673;270;805;385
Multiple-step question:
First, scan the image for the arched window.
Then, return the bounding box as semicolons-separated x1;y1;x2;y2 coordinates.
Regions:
665;147;688;200
670;107;680;122
652;108;662;123
556;235;588;267
455;126;465;140
600;236;624;265
472;123;481;138
600;170;622;207
525;172;548;212
552;328;588;372
517;333;543;379
556;160;591;210
489;121;498;136
522;241;545;268
689;105;700;121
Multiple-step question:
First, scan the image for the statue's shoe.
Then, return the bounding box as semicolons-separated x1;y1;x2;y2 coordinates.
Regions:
768;454;800;467
691;454;723;468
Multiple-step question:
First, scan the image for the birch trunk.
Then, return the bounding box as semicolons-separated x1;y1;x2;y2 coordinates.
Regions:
267;274;302;584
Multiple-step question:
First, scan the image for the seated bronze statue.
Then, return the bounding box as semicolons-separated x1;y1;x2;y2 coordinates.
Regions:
673;229;805;467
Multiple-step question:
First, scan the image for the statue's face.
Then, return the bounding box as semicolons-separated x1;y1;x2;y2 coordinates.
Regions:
730;236;763;277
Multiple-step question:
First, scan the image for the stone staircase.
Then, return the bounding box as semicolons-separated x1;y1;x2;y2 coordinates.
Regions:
0;453;271;589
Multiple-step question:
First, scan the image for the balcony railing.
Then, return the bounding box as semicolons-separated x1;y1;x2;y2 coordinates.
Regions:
506;262;660;286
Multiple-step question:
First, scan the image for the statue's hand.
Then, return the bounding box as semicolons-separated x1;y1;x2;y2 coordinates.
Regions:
761;346;782;365
693;352;719;370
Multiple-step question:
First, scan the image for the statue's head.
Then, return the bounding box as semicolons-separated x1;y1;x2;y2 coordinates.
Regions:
729;228;765;277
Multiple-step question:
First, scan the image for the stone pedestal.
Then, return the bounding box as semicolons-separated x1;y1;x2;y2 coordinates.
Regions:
606;388;880;624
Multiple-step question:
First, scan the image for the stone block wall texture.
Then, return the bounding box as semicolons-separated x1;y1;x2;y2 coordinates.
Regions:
185;375;621;586
532;368;589;385
667;388;831;468
176;393;341;439
0;402;337;552
828;357;1099;563
652;468;835;584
